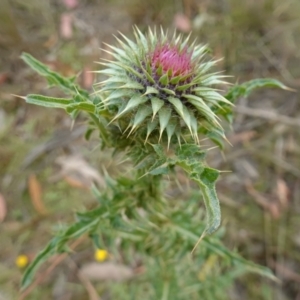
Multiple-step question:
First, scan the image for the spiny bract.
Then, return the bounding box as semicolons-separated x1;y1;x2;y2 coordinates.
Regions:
97;27;231;147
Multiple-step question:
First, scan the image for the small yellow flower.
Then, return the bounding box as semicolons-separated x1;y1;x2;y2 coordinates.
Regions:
94;249;108;262
15;254;29;268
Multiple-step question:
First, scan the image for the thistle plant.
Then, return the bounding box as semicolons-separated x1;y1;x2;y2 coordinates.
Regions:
19;27;288;298
98;28;230;147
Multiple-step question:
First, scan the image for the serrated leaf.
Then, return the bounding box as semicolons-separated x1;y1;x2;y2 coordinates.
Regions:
196;168;220;235
151;144;165;159
175;145;221;235
21;238;58;289
225;78;291;103
148;164;170;176
21;214;100;289
21;53;87;96
175;225;278;281
25;94;71;109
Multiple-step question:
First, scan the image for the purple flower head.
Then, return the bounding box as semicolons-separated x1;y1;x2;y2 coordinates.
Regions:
152;44;193;77
98;27;231;145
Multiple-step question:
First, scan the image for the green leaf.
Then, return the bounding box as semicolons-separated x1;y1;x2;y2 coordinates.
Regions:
175;145;221;235
120;82;144;90
195;168;221;235
21;53;87;96
158;107;172;140
151;97;164;119
25;94;71;109
132;105;152;127
205;130;225;149
159;74;169;86
21;210;101;289
166;120;177;148
66;102;96;113
173;225;277;281
21;238;58;289
146;119;159;142
144;86;159;96
225;78;290;103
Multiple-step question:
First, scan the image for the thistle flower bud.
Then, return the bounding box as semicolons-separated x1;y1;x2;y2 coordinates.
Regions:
98;27;231;146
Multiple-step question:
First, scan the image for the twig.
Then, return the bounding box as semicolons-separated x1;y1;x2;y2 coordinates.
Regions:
270;259;300;283
67;258;101;300
22;125;87;168
234;105;300;127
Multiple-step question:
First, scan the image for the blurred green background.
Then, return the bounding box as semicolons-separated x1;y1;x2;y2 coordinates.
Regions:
0;0;300;299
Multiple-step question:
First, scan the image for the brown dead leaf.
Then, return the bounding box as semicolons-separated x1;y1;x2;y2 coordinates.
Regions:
173;13;191;33
80;262;134;282
28;174;48;215
55;155;105;189
0;193;7;222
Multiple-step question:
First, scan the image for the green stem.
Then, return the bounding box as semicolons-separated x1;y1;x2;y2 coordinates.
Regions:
161;281;170;300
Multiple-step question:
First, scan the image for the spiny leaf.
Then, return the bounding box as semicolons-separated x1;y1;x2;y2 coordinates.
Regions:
166;120;177;148
151;97;164;120
175;145;221;235
21;214;100;289
145;86;159;95
195;168;220;235
159;74;169;86
25;94;71;109
225;78;291;103
145;119;158;143
21;53;86;96
158;107;172;140
120;82;144;90
129;105;152;133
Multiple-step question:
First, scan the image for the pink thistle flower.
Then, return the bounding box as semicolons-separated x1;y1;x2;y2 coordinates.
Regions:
98;27;231;145
151;44;193;77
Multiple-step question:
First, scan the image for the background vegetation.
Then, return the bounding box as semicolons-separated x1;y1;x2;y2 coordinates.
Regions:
0;0;299;299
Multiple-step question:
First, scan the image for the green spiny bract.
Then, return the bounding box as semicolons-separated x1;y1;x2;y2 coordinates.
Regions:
97;27;232;148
